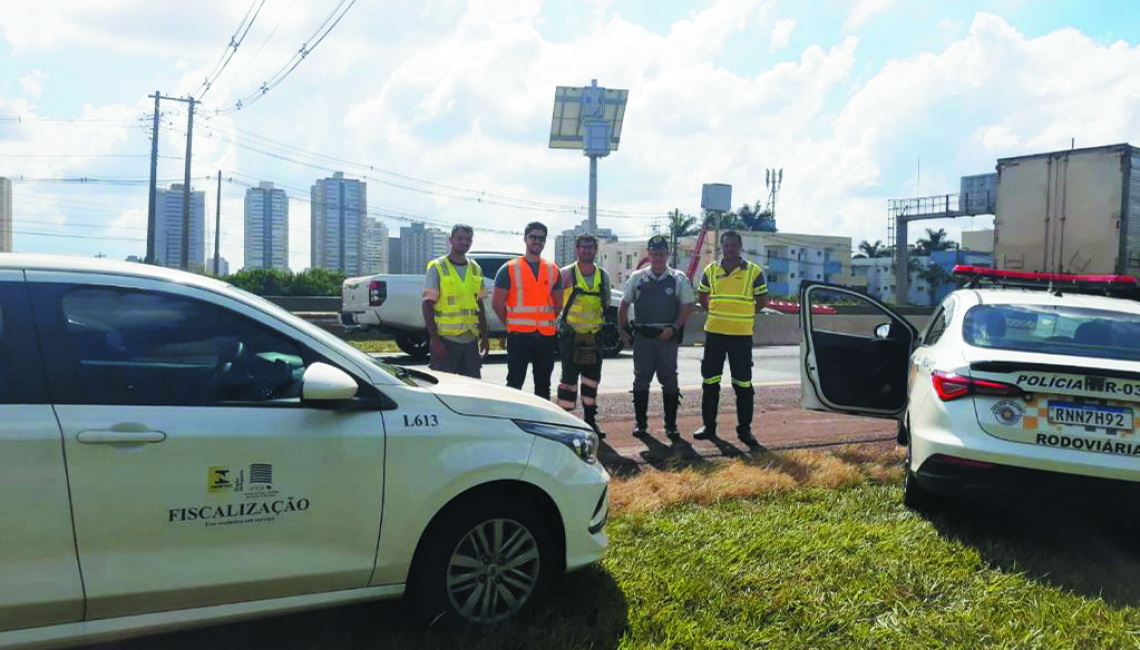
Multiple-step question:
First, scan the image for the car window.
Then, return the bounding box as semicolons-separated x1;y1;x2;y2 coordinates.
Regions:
475;256;512;280
58;287;308;406
0;283;49;405
962;303;1140;361
922;297;956;346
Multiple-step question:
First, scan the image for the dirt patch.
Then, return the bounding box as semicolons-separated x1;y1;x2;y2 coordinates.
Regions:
610;444;904;514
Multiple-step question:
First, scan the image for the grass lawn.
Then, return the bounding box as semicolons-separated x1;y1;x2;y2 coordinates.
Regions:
113;448;1140;650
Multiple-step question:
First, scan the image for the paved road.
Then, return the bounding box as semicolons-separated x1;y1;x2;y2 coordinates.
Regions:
374;345;803;394
374;346;896;471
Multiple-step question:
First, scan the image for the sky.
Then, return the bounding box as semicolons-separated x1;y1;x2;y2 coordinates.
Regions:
2;0;1140;271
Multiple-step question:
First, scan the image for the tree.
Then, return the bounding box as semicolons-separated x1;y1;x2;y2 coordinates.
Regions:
916;228;955;256
222;268;346;296
738;201;776;232
289;268;346;296
667;209;699;267
858;240;884;258
703;210;744;231
917;263;952;306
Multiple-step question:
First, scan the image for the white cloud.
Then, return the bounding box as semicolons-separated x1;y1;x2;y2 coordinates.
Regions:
18;70;48;97
843;0;899;31
6;4;1140;265
769;19;796;52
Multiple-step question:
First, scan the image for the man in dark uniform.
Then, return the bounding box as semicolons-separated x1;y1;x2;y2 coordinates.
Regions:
618;235;695;440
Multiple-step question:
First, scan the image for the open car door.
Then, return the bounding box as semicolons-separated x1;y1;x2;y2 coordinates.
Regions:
799;282;917;419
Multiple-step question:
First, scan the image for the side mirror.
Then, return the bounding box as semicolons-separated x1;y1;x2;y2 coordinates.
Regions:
874;322;892;340
302;362;359;402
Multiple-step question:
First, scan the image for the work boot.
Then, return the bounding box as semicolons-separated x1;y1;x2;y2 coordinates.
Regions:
663;391;682;440
693;384;719;440
584;404;604;439
631;390;650;437
734;385;759;448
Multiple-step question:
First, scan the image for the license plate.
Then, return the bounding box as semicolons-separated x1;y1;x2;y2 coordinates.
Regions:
1047;402;1134;430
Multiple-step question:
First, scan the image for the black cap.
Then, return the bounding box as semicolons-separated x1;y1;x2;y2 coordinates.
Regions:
647;234;669;251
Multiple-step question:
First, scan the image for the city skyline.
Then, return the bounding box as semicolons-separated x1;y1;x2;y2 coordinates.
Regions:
3;1;1140;268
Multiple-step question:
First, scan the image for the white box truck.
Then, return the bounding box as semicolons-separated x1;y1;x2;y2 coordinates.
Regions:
994;143;1140;275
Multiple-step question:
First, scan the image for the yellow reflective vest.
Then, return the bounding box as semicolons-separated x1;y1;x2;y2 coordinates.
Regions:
562;264;605;334
701;259;766;336
428;256;483;338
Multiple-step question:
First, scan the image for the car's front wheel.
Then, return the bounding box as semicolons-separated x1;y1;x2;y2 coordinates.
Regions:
411;503;555;625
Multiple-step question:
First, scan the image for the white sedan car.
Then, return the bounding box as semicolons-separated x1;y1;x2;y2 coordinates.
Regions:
800;266;1140;510
0;255;608;650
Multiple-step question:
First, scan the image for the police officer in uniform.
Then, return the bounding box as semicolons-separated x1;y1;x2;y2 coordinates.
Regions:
618;235;695;440
693;230;769;447
422;224;489;378
556;233;611;436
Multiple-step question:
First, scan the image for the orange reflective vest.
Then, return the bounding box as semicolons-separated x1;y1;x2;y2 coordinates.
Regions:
505;257;558;335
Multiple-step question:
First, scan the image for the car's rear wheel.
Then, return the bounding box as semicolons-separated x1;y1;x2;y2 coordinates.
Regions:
411;503;555;625
902;442;941;512
394;332;430;359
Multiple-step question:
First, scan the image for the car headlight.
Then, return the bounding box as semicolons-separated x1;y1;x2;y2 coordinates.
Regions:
514;420;598;465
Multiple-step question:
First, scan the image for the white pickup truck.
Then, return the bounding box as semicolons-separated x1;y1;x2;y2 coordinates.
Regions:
341;251;625;359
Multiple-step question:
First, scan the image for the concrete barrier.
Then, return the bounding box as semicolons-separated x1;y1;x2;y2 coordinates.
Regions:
280;296;934;348
683;311;932;346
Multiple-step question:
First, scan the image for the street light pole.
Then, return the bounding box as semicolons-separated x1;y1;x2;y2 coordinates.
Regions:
588;155;598;235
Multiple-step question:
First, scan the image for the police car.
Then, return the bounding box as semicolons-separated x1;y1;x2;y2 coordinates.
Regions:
799;266;1140;510
0;256;607;649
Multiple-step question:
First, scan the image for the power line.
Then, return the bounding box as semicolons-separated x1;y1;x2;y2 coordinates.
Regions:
6;174;209;186
181;119;669;219
210;0;357;115
211;0;301;98
0;116;147;124
0;154;181;160
192;0;268;101
12;229;148;243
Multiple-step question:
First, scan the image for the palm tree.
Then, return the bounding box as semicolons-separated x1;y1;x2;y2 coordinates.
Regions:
858;240;884;258
703;210;744;231
916;228;955;256
917;263;952;306
667;209;699;267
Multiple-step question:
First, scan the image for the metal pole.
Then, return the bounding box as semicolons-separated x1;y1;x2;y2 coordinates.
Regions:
146;92;160;264
181;98;195;271
588;155;598;235
214;170;221;276
895;216;908;306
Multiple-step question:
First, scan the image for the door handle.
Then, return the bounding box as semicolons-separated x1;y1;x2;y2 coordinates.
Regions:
77;430;167;444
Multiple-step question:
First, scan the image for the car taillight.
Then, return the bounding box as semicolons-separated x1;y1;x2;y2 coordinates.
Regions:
369;280;386;307
932;371;1022;401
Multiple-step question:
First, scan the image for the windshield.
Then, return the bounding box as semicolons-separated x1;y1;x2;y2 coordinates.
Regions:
963;304;1140;362
224;285;414;383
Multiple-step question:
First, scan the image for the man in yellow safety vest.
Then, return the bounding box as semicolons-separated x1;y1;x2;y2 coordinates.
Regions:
693;230;769;447
422;224;490;378
556;233;611;437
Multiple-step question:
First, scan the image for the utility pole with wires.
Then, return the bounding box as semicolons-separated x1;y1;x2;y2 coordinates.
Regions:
181;97;195;271
146;92;160;264
147;92;197;270
214;170;221;277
